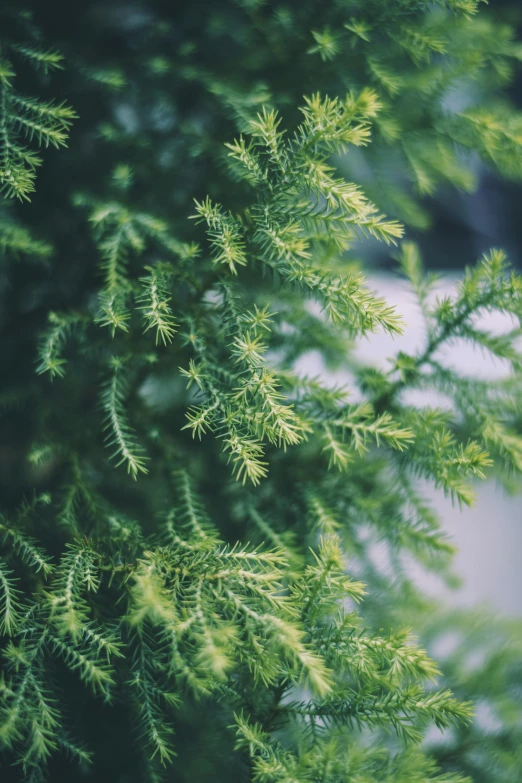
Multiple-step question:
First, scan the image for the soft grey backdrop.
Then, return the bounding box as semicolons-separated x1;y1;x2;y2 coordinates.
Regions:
296;275;522;616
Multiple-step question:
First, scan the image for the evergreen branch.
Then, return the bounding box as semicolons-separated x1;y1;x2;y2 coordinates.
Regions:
138;265;178;345
10;45;65;73
45;543;100;638
0;559;23;636
101;359;149;478
129;628;177;765
0;501;53;577
330;402;414;454
36;312;84;380
48;633;115;699
192;197;247;274
291;686;473;742
0;36;75;200
0;215;52;259
98;221;130;293
168;468;214;540
95;293;131;337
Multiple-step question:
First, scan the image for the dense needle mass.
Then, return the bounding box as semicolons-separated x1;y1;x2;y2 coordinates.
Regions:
1;2;522;782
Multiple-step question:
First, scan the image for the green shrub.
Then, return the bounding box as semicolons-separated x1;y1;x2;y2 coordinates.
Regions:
1;2;521;781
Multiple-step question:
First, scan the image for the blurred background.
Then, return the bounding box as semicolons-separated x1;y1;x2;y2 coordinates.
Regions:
347;0;522;618
297;275;522;616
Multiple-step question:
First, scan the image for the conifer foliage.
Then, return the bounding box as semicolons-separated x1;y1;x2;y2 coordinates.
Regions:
1;1;522;781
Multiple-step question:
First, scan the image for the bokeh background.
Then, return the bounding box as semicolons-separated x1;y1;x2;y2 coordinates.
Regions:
346;0;522;618
298;275;522;616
